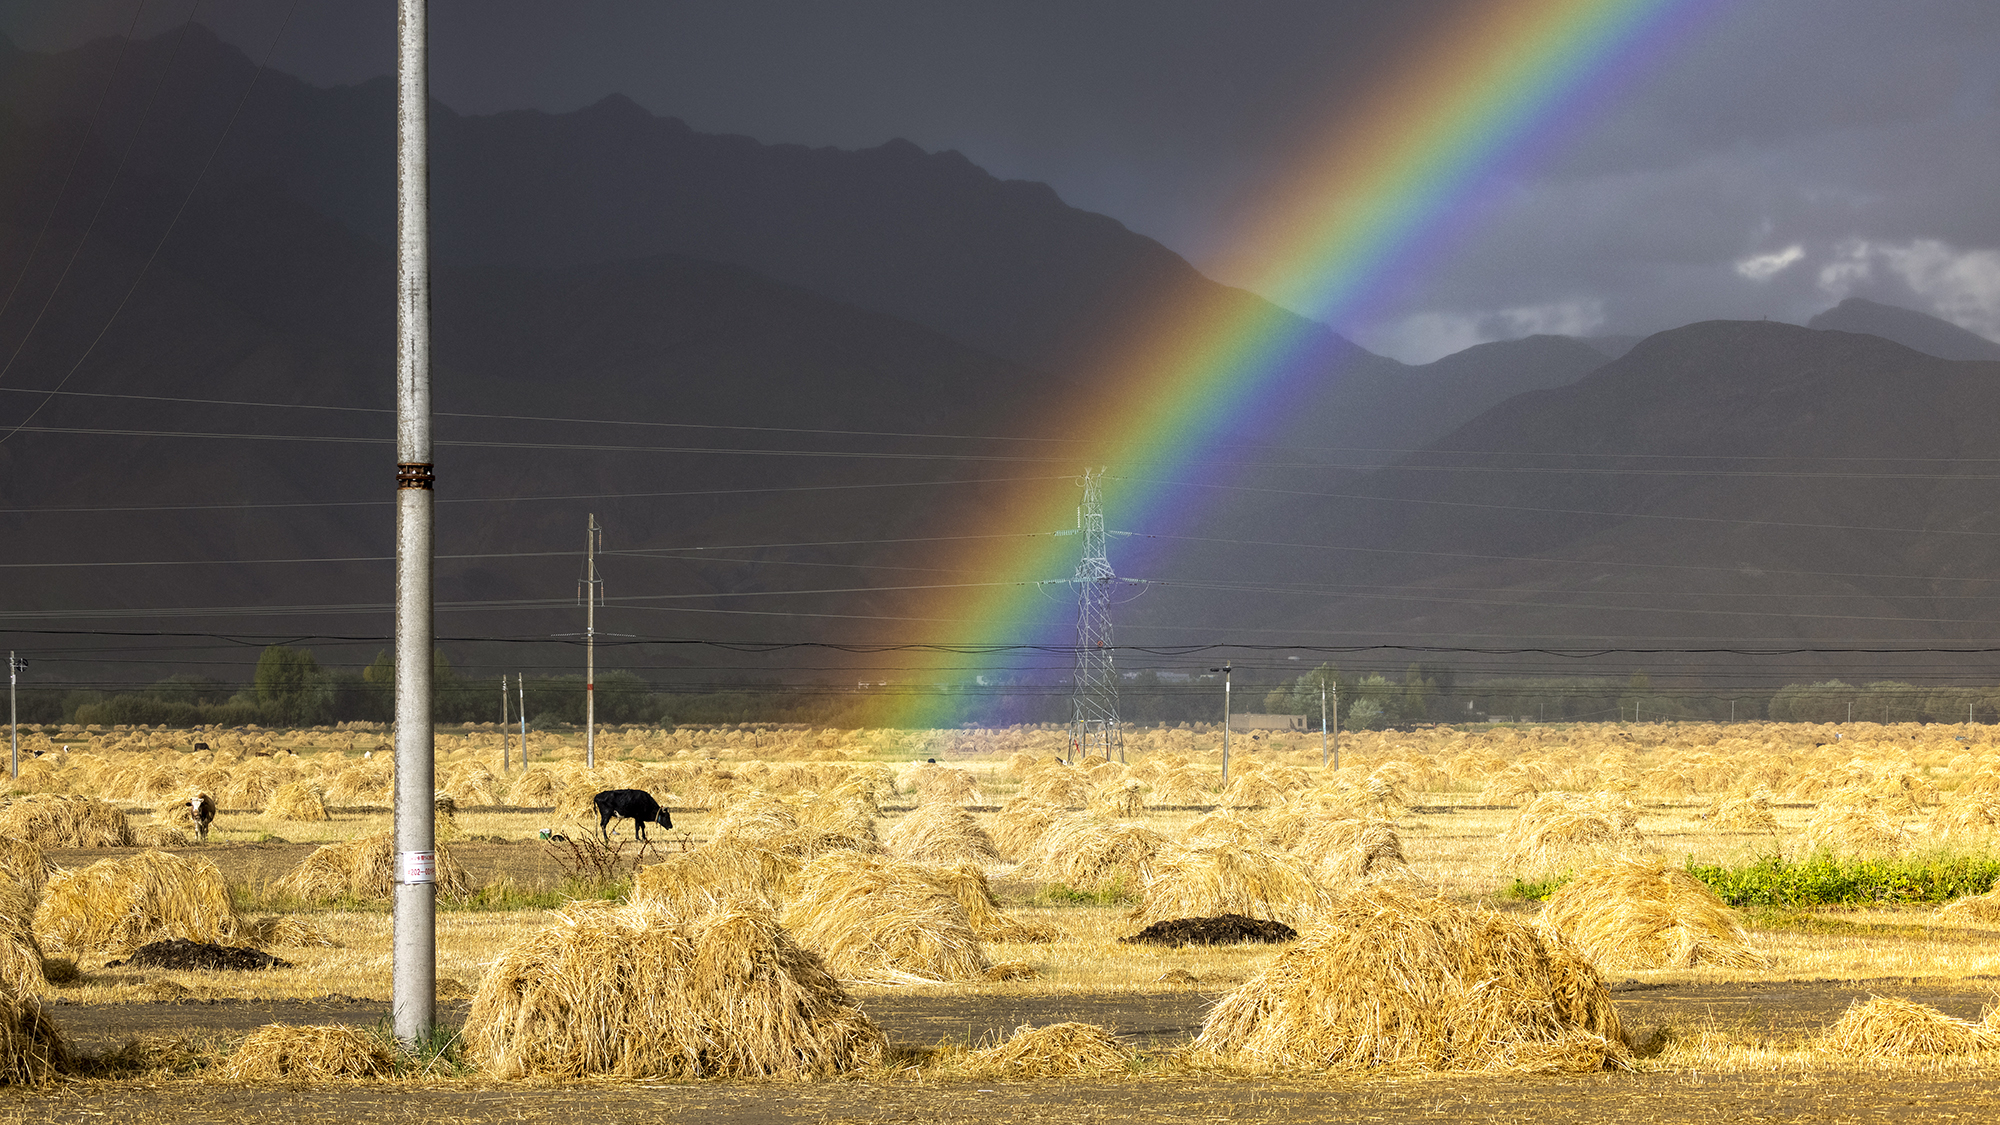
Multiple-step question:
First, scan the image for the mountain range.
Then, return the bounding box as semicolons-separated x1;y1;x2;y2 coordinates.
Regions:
4;26;1999;701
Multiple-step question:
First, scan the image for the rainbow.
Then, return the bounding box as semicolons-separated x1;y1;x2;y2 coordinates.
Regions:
872;0;1722;728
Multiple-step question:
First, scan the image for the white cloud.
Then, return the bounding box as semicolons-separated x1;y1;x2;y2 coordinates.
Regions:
1817;237;2000;340
1358;299;1607;363
1734;244;1805;280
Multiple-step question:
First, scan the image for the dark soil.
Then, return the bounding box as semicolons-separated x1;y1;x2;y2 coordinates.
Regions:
107;940;292;972
1119;914;1299;945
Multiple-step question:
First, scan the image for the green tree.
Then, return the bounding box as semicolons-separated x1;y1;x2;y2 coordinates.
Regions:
255;645;328;726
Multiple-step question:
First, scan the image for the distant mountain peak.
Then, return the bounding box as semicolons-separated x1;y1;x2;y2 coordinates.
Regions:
1807;297;2000;362
579;91;652;120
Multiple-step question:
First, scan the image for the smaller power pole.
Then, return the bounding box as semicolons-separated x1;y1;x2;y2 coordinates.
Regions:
1330;680;1339;771
518;673;528;762
1320;678;1328;769
9;651;22;781
499;675;509;770
1210;662;1232;786
580;514;603;769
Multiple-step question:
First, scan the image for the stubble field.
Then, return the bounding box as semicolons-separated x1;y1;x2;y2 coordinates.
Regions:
5;718;2000;1123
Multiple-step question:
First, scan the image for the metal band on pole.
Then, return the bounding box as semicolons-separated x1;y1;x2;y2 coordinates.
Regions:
391;0;436;1047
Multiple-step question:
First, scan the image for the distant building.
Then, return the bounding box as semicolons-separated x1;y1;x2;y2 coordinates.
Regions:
1229;712;1306;732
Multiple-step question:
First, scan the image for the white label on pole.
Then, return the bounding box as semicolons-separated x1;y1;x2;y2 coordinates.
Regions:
400;850;437;885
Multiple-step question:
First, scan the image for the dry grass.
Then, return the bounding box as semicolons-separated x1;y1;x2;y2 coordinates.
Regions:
0;794;134;848
630;839;800;916
466;898;883;1079
1499;792;1645;873
780;852;990;983
227;1024;395;1079
990;798;1069;860
961;1022;1128;1078
1018;815;1170;894
1129;843;1328;929
34;850;241;956
0;839;53;901
1539;855;1763;969
1933;882;2000;925
0;994;67;1084
1194;883;1625;1074
0;886;49;996
883;802;998;865
1797;801;1912;857
1820;996;2000;1056
264;780;331;822
271;832;472;902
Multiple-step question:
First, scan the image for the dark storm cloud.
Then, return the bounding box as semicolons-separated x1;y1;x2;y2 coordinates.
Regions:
5;1;1995;360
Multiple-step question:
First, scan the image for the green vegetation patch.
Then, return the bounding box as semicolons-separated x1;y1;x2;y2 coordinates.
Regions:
1689;853;2000;908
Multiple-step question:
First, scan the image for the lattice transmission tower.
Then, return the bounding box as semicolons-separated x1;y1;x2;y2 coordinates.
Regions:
1069;468;1124;762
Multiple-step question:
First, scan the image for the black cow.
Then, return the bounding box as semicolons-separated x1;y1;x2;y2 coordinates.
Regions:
592;788;672;843
189;792;217;842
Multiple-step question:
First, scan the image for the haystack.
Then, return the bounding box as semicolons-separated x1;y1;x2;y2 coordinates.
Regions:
631;839;800;916
1195;883;1626;1074
965;1022;1127;1078
1149;765;1212;806
1129;843;1328;928
1538;856;1762;969
1018;815;1170;894
34;851;241;956
1275;815;1409;884
1933;882;2000;925
0;995;67;1084
883;803;998;865
0;839;53;901
1015;763;1091;805
1796;802;1910;857
913;861;1059;943
903;763;984;806
989;798;1068;860
780;852;990;983
1088;778;1146;818
466;899;884;1079
504;768;561;807
263;780;330;822
1821;996;2000;1056
227;1024;394;1079
272;831;471;902
0;886;49;995
0;794;134;848
1701;794;1780;834
1499;793;1645;872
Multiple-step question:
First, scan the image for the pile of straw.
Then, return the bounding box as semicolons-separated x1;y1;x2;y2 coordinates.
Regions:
631;840;800;916
0;840;53;901
780;852;990;983
990;798;1068;860
1797;802;1911;857
504;768;561;807
912;861;1058;944
1933;882;2000;925
34;851;241;956
1926;796;2000;842
1700;794;1780;834
1018;816;1169;894
264;780;330;822
1015;763;1091;806
0;886;49;996
466;899;884;1079
1129;843;1327;928
1821;996;2000;1056
1149;765;1212;806
272;832;471;902
0;995;67;1084
1195;883;1626;1074
227;1024;395;1079
0;794;134;848
904;763;984;806
1498;793;1645;871
1538;856;1762;969
883;803;998;865
324;763;393;806
964;1022;1127;1078
1277;816;1409;884
1088;779;1146;818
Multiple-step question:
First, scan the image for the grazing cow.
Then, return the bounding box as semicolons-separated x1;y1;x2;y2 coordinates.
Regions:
189;792;217;842
592;788;671;843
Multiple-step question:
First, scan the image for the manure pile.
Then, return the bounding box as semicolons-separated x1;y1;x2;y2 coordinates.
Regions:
1120;914;1299;946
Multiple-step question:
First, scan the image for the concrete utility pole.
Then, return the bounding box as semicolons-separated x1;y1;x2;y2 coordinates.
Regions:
499;676;509;770
1211;662;1232;786
391;0;437;1048
580;514;603;770
518;673;527;762
1330;680;1339;771
9;651;21;781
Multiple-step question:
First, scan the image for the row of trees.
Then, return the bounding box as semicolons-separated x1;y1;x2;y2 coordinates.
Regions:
17;646;2000;730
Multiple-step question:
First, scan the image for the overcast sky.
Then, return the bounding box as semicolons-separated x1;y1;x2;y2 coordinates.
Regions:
6;0;1997;362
